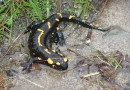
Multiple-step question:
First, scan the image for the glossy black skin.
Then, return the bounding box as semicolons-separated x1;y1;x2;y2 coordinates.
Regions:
23;13;108;72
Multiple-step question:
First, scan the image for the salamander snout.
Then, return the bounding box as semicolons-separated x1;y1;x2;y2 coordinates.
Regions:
60;62;68;70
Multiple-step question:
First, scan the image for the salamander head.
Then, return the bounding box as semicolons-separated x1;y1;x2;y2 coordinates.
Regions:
28;20;43;30
24;20;43;34
47;57;68;70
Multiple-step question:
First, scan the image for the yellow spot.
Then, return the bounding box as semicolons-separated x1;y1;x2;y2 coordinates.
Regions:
69;15;75;19
56;27;60;30
37;29;44;46
64;58;68;62
56;62;60;65
47;22;51;29
82;19;85;22
42;20;45;22
47;58;53;64
55;18;59;22
52;50;56;52
44;48;51;54
90;23;94;26
38;57;42;60
57;13;62;18
52;65;55;68
58;53;64;56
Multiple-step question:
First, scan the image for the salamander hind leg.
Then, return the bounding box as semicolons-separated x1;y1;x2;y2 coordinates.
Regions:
46;32;57;49
22;57;37;72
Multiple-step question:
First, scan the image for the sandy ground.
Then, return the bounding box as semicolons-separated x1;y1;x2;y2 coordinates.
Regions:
91;0;130;55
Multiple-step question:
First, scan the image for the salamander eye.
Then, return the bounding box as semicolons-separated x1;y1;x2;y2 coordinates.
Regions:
52;65;55;68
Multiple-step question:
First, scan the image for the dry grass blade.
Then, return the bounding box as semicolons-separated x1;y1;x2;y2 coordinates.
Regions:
80;72;100;79
99;0;109;16
11;72;44;89
56;0;63;12
0;31;24;62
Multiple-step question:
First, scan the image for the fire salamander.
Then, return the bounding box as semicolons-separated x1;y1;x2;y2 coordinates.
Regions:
23;13;108;72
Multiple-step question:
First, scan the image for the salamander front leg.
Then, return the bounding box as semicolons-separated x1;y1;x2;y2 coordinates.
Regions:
55;47;61;53
56;30;65;46
22;57;37;72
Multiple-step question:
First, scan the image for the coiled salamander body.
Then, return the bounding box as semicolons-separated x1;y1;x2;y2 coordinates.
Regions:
23;13;108;72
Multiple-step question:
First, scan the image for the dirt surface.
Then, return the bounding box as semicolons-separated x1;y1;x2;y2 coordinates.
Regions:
93;0;130;55
0;0;130;90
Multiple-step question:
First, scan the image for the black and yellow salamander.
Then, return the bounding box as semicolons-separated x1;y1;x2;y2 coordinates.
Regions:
23;13;108;72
